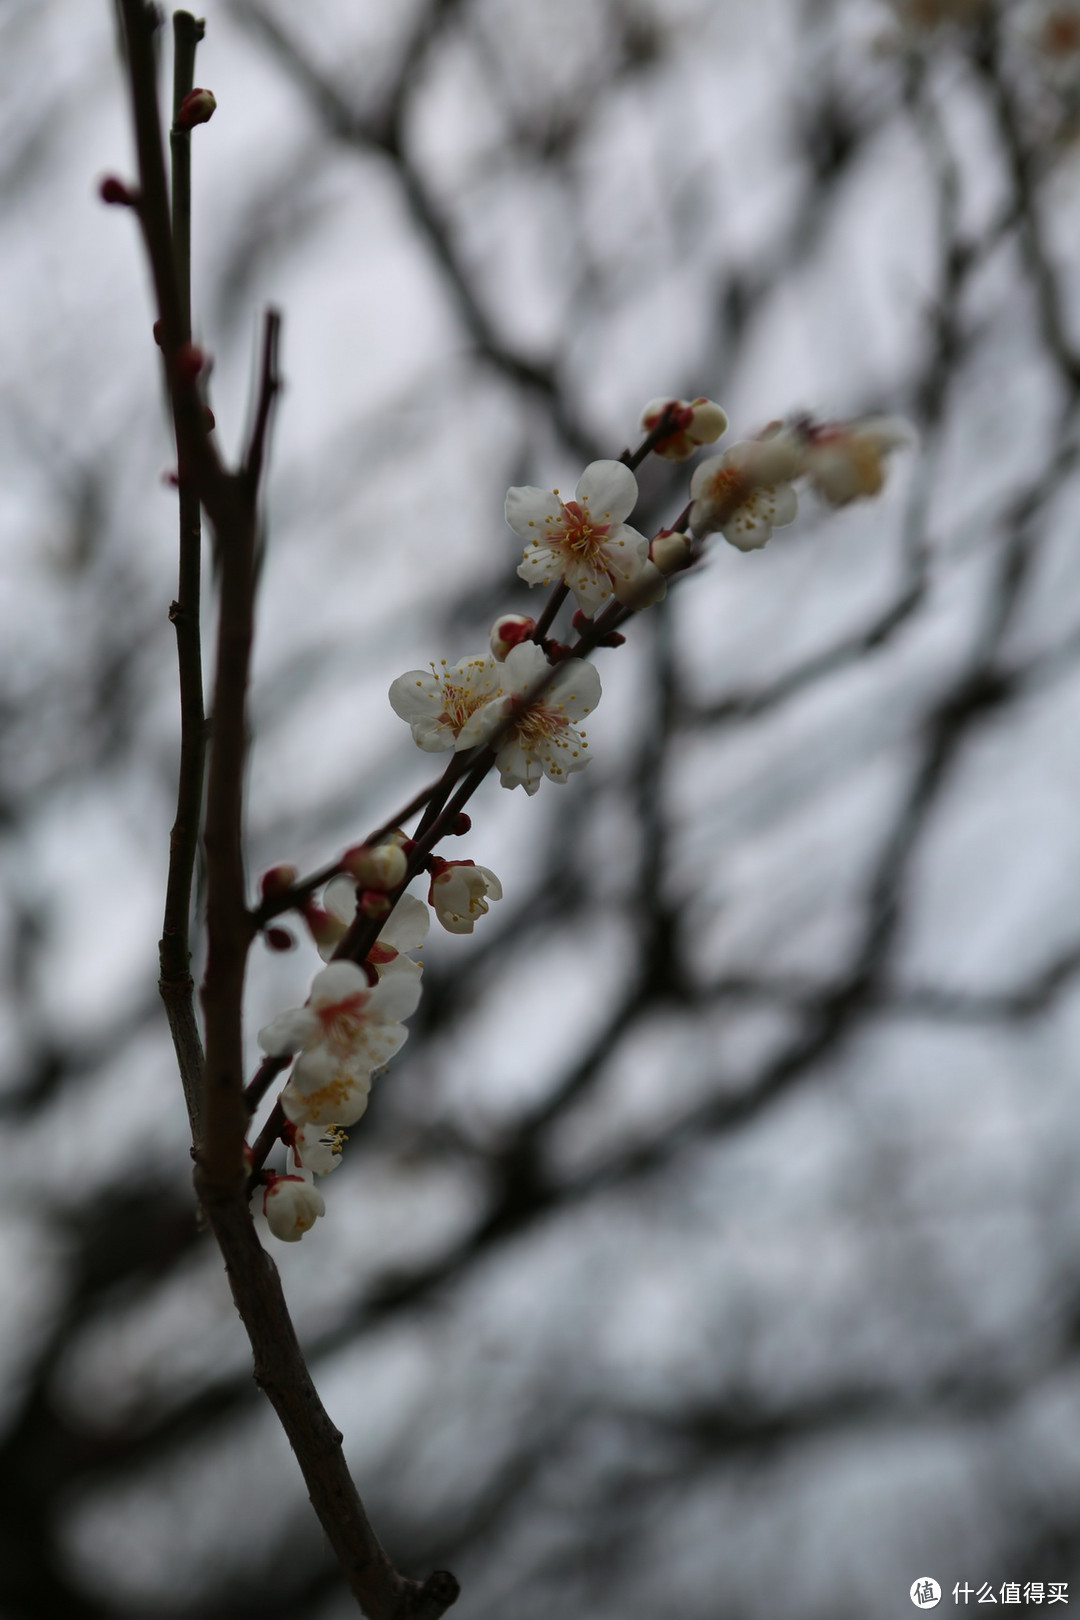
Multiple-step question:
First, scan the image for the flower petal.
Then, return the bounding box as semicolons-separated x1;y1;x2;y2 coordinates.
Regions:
505;484;563;540
377;892;430;952
258;1006;319;1055
575;459;639;524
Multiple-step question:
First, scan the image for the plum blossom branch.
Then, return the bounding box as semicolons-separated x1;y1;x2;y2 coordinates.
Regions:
114;6;460;1613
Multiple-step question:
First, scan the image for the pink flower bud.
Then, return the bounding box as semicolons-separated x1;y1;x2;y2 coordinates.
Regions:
490;614;536;661
175;88;217;130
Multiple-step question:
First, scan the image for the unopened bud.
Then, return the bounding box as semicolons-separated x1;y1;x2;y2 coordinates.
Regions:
613;560;667;610
260;863;299;899
175;87;217;130
650;530;692;575
152;319;166;348
265;927;295;952
490;614;536;661
342;841;408;890
203;406;216;432
99;175;135;207
449;812;472;836
640;396;729;461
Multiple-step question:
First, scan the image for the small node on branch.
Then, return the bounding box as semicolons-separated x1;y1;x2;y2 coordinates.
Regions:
175;87;217;130
172;342;205;384
152;319;165;347
99;175;137;207
264;927;296;953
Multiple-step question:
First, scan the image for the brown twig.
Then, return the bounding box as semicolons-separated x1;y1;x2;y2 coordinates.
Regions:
158;6;208;1149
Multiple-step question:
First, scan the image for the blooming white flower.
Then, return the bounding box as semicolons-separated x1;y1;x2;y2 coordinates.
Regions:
689;437;801;550
288;1122;347;1175
281;1051;373;1127
389;654;503;752
508;460;650;615
319;883;429;975
458;639;600;794
262;1174;325;1242
257;960;420;1069
428;860;503;934
639;396;728;461
799;416;910;506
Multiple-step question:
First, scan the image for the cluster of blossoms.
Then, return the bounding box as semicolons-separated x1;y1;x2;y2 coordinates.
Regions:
253;397;908;1241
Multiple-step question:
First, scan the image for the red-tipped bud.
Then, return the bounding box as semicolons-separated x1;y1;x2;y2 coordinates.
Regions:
260;863;299;900
490;614;536;661
571;610;593;633
449;812;472;836
357;889;393;921
265;927;295;952
175;87;217;130
173;342;205;384
99;175;135;207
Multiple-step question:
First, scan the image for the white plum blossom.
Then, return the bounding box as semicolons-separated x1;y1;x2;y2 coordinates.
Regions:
389;654;503;752
428;860;503;934
799;416;910;506
458;639;600;794
288;1122;346;1176
318;883;429;975
281;1050;373;1127
507;459;650;615
689;436;801;550
258;960;420;1069
263;1174;326;1242
639;396;728;461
